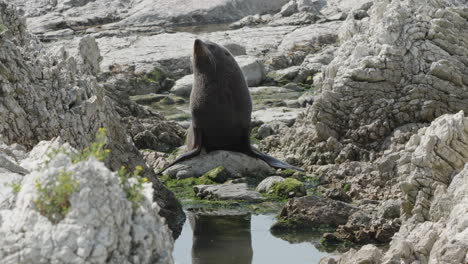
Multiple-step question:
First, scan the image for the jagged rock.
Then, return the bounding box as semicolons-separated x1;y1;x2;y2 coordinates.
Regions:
0;150;174;264
271;195;360;231
163;150;274;179
194;183;264;201
0;3;184;236
278;1;298;17
268;0;468;167
378;112;468;263
337;245;382;264
256;176;285;193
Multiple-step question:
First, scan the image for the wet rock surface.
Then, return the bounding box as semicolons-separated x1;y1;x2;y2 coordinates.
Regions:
271;196;360;231
194;183;265;202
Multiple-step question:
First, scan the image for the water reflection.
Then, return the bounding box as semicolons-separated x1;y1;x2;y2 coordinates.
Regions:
173;212;333;264
189;210;253;264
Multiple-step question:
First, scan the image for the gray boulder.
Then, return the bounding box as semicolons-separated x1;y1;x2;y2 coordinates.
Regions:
194;183;264;201
170;74;194;98
237;56;266;87
256;176;285;193
163;150;274;179
271;195;360;231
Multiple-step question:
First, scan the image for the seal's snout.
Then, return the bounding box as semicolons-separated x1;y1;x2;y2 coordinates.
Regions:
194;39;204;47
194;39;205;55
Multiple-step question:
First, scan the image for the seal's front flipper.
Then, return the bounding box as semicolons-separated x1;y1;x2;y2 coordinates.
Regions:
251;149;305;172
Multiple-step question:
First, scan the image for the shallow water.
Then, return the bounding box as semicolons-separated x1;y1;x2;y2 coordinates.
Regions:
173;213;334;264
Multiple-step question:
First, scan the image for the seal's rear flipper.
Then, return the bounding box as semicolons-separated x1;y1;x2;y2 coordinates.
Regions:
251;149;305;172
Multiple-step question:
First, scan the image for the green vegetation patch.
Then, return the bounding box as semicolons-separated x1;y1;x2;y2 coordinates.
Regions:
34;170;80;224
270;178;305;199
4;180;21;194
161;174;216;200
202;166;230;183
117;166;148;209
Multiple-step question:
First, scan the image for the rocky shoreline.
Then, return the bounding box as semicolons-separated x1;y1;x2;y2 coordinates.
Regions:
1;0;468;263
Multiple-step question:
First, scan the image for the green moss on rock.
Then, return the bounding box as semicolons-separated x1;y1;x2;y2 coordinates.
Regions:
270;178;306;198
202;166;230;183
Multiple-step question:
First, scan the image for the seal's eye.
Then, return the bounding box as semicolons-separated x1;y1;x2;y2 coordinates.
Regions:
225;52;230;56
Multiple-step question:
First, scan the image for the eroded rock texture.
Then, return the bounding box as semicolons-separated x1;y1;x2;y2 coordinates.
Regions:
0;143;174;264
268;0;468;168
0;2;184;236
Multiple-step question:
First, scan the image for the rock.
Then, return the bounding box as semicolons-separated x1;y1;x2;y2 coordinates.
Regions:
278;1;298;17
377;199;401;220
256;176;285;193
298;92;315;107
194;183;265;201
379;112;468;263
319;257;338;264
270;178;306;198
229;14;273;29
130;94;168;105
11;0;290;38
276;22;341;53
270;0;468;167
0;4;184;236
201;166;231;183
338;245;382;264
236;56;265;87
221;42;247;56
271;195;360;231
170;74;194;98
252;107;301;126
0;150;174;264
257;124;275;139
163;150;274;179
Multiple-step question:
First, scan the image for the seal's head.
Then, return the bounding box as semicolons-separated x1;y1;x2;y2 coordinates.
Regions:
192;39;239;77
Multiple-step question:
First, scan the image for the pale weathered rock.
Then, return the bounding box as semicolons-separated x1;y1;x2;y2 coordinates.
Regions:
271;195;360;231
268;0;468;169
11;0;290;38
0;3;184;236
0;151;174;264
378;112;468;264
237;56;265;87
194;183;264;201
170;74;194;98
338;245;382;264
256;176;285;193
163;150;274;179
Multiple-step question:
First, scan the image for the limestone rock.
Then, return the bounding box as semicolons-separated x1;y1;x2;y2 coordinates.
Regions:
0;3;184;236
194;183;264;201
163;150;274;179
170;74;194;98
0;151;174;264
269;0;468;167
271;195;360;231
256;176;285;193
337;245;382;264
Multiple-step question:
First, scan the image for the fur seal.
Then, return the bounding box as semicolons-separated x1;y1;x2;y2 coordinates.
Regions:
165;39;303;172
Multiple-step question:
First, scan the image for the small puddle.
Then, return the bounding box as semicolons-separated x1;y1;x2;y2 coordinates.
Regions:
173;212;335;264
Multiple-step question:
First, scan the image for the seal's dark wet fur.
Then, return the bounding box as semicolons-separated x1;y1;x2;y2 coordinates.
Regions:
163;39;303;172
